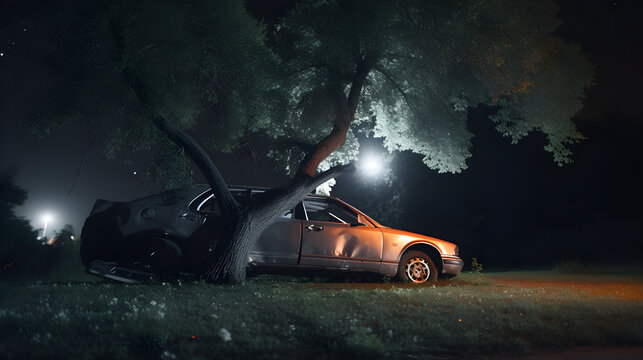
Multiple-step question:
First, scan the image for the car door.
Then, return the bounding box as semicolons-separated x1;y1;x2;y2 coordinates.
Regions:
299;197;382;271
250;208;302;265
191;190;302;266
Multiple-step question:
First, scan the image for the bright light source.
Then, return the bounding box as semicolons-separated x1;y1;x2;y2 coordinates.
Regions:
360;154;384;177
41;213;54;239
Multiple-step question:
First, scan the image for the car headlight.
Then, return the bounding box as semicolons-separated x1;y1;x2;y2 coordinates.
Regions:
452;246;459;256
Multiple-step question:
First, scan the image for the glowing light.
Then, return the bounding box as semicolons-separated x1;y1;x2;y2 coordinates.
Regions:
41;213;54;239
360;153;384;177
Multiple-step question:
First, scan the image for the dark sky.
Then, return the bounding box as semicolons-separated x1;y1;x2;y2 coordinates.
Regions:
1;0;642;266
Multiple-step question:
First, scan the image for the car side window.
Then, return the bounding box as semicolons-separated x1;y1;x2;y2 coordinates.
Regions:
194;191;293;218
293;203;306;220
303;198;359;224
197;196;221;214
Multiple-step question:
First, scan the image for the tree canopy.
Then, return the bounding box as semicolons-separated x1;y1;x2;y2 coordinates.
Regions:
18;0;593;189
264;0;593;177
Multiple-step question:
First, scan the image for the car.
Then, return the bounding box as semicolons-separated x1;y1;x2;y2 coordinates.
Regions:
80;185;463;283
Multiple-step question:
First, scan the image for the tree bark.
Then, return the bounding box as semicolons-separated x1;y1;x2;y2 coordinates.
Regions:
153;117;238;215
297;59;370;177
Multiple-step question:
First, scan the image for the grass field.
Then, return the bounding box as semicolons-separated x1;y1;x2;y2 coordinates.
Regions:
1;271;642;359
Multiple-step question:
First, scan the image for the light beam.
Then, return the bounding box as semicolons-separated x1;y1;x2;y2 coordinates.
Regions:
42;213;53;239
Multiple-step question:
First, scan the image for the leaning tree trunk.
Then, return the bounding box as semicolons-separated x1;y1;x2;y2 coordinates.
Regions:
204;209;268;284
151;59;369;283
153;117;354;283
203;167;354;283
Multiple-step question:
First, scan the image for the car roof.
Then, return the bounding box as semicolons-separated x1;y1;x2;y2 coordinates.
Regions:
190;184;383;227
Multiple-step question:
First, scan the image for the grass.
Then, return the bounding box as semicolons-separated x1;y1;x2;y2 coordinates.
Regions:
553;259;596;274
1;272;642;360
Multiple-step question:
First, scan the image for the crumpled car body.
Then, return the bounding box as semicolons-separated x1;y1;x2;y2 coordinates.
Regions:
81;185;463;283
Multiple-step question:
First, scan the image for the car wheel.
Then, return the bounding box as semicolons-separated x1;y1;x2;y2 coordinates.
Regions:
397;250;438;283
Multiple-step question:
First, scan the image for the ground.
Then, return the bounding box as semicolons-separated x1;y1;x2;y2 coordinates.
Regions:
0;269;642;359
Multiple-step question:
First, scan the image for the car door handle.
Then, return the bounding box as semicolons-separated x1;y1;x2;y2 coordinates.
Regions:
305;224;324;232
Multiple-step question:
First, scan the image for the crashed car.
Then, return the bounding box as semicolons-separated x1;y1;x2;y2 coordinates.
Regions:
81;185;463;283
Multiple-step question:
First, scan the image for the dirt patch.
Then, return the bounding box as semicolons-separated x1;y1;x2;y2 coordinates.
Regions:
489;273;643;301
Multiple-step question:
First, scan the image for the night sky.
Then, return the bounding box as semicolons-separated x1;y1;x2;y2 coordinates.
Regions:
1;0;642;267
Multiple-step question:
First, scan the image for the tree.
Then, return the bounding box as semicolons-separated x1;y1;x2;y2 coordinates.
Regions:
51;224;76;247
0;167;41;277
263;0;593;175
18;0;593;283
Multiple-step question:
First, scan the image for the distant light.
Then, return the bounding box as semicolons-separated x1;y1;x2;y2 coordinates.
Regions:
133;171;137;175
41;213;54;239
0;53;4;57
70;235;75;240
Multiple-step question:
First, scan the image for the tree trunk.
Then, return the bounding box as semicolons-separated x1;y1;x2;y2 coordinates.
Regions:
153;114;355;283
204;166;354;283
204;210;272;283
297;59;370;177
151;60;369;284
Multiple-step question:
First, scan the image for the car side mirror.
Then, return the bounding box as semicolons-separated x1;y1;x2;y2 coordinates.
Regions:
350;222;366;227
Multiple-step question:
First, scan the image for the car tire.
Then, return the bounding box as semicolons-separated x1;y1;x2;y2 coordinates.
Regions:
397;250;438;283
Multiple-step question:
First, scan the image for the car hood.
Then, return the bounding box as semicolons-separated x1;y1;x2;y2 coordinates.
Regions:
379;227;458;255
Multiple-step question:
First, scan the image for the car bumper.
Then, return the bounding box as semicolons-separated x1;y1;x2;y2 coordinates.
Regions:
86;260;155;283
442;255;463;276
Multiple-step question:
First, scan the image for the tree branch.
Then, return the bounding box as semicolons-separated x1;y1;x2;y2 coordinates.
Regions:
296;60;370;177
153;117;239;214
255;163;356;221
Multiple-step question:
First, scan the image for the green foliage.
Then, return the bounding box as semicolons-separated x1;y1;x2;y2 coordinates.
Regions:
0;171;87;280
0;166;28;212
269;0;593;174
20;0;593;188
470;257;484;273
0;167;41;277
44;226;90;282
